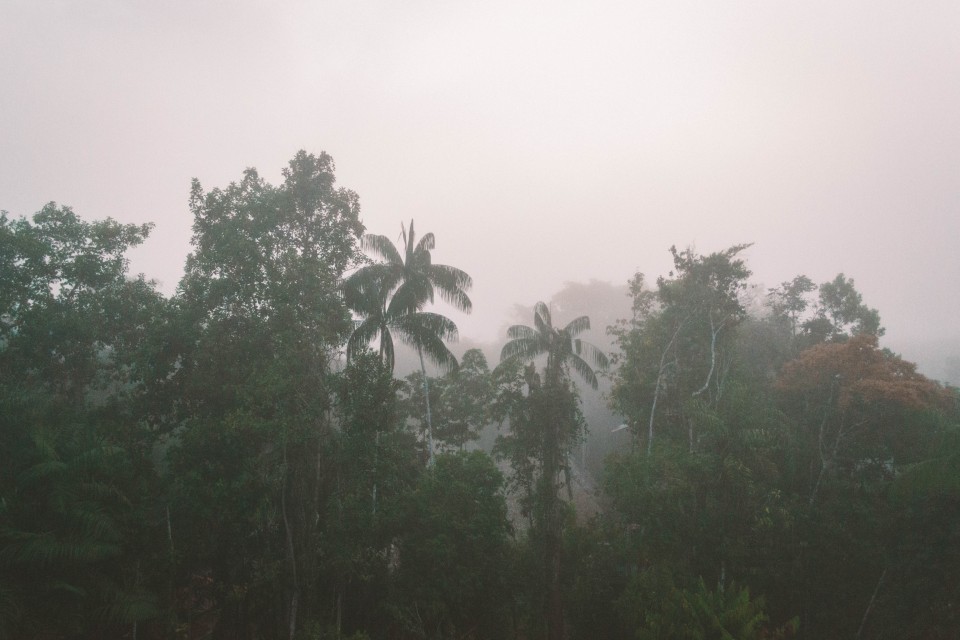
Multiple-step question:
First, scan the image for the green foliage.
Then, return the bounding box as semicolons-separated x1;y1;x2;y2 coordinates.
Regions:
7;164;960;640
167;150;365;638
392;451;513;639
0;205;165;637
638;578;797;640
496;302;606;640
501;301;609;390
401;348;494;451
563;520;636;640
323;350;421;636
767;273;884;347
343;218;472;466
610;245;752;453
812;273;883;339
602;248;938;639
343;219;470;374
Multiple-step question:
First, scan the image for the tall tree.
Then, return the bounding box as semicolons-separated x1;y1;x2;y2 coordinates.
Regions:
170;150;364;639
344;219;472;464
497;301;608;640
393;451;513;638
0;205;165;638
325;350;421;637
610;245;752;454
399;348;494;454
342;274;459;375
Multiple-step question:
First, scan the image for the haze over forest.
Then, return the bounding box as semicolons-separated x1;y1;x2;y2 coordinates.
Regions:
5;5;960;639
2;1;959;382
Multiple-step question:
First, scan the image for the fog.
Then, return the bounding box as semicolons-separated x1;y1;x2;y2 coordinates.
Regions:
3;0;959;380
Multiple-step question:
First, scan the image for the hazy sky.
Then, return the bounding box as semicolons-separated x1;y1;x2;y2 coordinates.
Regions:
3;1;959;374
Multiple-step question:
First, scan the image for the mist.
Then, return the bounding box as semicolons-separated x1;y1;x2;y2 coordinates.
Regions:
6;4;960;637
2;1;958;383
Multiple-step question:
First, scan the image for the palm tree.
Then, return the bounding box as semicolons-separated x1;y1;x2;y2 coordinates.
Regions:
344;220;471;464
501;301;609;388
343;273;458;374
499;301;608;640
361;220;472;316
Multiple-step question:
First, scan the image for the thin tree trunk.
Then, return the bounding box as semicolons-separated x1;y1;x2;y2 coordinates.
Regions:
648;320;685;455
166;504;174;557
372;431;379;516
857;568;887;639
281;441;299;640
647;372;662;457
544;412;564;640
809;379;838;507
418;347;435;466
693;312;725;400
336;593;342;640
543;361;564;640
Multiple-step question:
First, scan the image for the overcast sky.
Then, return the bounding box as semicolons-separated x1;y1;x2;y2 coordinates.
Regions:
3;1;959;375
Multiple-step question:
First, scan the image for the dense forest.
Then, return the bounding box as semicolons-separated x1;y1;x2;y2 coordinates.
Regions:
2;151;958;640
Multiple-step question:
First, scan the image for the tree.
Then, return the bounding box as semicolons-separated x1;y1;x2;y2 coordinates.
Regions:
787;274;883;345
0;205;165;638
434;349;494;450
325;350;421;638
343;273;459;375
637;578;797;640
393;451;513;639
776;333;950;507
497;301;608;640
767;275;816;339
610;245;752;454
774;334;952;635
401;348;494;453
501;302;608;390
344;219;472;464
169;150;364;639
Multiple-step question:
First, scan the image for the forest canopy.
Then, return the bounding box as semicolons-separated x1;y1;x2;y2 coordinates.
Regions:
2;151;958;640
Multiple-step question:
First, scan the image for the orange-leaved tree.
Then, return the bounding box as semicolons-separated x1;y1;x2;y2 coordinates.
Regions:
776;333;951;506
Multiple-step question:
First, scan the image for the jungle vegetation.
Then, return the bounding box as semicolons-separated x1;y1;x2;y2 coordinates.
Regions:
2;151;958;640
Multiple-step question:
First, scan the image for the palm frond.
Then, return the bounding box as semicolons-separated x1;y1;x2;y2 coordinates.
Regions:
75;507;121;542
566;352;600;389
0;579;22;636
415;231;436;254
574;339;609;372
533;302;553;337
564;315;591;337
71;445;124;472
401;219;414;254
362;234;403;265
428;264;473;312
342;266;393;313
417;336;458;374
388;277;433;315
346;317;381;362
0;532;120;566
17;460;68;488
393;313;459;373
501;336;548;362
394;311;459;343
96;589;160;625
507;324;539;341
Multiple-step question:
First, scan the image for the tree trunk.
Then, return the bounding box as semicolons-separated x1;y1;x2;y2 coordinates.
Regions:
648;319;685;455
281;441;299;640
543;362;565;640
856;568;886;639
418;347;435;466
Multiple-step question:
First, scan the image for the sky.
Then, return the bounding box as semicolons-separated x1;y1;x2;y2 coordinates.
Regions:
3;1;959;378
